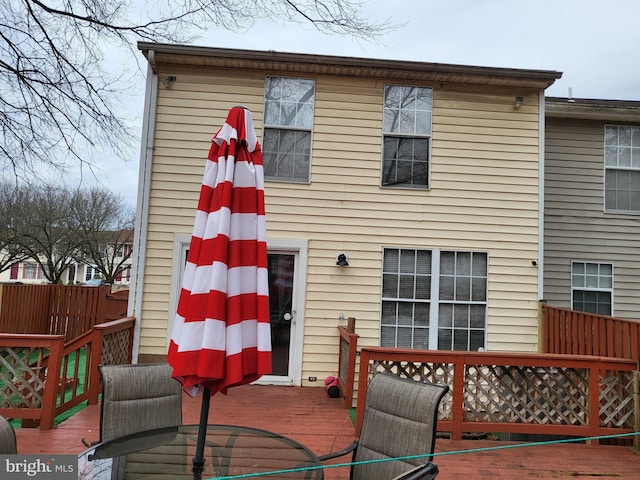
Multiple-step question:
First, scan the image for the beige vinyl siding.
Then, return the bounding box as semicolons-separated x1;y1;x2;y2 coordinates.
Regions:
137;70;266;355
138;68;543;380
544;118;640;320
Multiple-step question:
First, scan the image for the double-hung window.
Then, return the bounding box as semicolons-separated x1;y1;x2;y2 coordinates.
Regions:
85;265;98;281
24;263;37;279
381;248;487;351
604;125;640;213
571;261;613;315
263;77;315;183
382;85;432;188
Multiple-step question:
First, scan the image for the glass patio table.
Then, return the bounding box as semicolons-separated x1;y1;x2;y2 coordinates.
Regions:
78;424;324;479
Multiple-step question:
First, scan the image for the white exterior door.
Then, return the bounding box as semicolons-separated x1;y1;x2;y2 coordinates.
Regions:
257;240;307;386
168;237;307;386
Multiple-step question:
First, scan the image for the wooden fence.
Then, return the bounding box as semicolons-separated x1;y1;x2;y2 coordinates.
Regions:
541;303;640;362
356;348;636;444
0;284;128;342
0;317;135;429
104;289;129;322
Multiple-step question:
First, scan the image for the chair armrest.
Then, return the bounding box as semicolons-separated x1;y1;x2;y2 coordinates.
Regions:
390;462;439;480
317;440;358;462
82;438;98;448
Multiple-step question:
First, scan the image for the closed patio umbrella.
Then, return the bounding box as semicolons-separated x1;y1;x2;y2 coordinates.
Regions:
167;105;272;478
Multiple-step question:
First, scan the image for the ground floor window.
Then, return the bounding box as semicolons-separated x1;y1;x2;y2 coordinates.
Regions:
85;265;98;281
571;261;613;315
23;262;39;279
381;248;487;351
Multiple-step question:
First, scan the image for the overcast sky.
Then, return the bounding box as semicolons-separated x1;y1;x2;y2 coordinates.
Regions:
91;0;640;207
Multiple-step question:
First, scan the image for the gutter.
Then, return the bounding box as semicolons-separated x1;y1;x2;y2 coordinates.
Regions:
129;59;159;362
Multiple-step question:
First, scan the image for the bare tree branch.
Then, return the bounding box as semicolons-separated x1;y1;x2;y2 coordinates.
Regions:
4;182;134;283
0;180;30;273
73;187;135;284
0;0;394;179
10;183;83;283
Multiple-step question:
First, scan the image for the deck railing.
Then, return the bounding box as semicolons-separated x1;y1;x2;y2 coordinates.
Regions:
0;334;64;430
87;317;135;404
541;303;640;361
337;325;358;408
0;317;135;429
356;347;636;445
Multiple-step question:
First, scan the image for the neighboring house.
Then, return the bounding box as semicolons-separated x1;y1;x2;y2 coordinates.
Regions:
0;261;48;284
0;241;133;286
130;42;561;386
544;97;640;319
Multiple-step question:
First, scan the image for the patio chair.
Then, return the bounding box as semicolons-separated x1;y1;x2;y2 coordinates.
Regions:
82;363;183;447
0;414;17;454
319;373;448;480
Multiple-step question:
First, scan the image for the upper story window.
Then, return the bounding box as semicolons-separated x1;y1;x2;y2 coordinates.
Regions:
604;125;640;213
263;77;315;183
382;85;432;189
380;248;487;351
571;261;613;316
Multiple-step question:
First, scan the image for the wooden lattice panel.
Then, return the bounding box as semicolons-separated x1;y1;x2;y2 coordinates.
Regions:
599;371;634;428
463;365;589;425
101;330;131;365
366;359;634;431
339;337;348;382
369;360;454;419
0;346;46;408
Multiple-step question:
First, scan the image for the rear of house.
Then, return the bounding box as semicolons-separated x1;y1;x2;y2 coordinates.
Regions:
544;98;640;320
130;43;561;386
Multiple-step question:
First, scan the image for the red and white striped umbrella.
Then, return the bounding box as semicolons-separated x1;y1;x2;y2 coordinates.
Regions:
167;106;271;399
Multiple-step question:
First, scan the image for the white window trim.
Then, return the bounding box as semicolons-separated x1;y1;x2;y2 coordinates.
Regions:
381;84;433;190
603;124;640;215
381;248;488;351
262;76;315;184
570;260;615;316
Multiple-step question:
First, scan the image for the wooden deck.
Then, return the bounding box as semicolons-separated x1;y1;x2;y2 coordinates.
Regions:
14;384;640;479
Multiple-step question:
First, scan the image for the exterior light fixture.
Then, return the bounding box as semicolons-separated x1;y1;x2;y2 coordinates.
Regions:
336;253;349;267
514;96;524;109
162;76;177;88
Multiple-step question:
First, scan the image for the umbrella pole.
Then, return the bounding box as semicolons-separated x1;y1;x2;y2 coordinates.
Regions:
192;386;211;479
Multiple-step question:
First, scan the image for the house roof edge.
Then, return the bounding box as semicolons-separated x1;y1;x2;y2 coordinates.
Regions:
137;42;562;90
546;97;640;121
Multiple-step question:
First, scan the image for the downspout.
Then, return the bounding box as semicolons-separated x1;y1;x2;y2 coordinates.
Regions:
129;52;158;362
538;89;545;302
